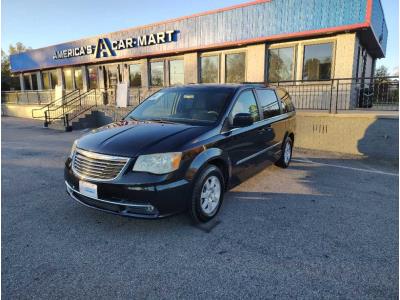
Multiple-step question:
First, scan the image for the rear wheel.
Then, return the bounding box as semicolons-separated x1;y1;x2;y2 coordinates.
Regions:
276;136;293;168
189;165;224;223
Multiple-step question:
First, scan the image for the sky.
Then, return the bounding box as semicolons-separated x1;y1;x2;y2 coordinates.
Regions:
1;0;399;75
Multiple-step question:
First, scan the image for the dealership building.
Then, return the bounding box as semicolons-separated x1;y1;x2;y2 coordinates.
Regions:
9;0;387;107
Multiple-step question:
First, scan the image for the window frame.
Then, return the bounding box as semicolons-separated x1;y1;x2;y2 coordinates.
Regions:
254;88;283;119
87;66;99;89
224;51;247;83
23;74;32;90
74;68;83;90
128;62;142;88
149;60;165;87
200;53;221;84
301;41;335;81
227;88;261;125
63;68;75;90
168;58;185;86
267;46;296;83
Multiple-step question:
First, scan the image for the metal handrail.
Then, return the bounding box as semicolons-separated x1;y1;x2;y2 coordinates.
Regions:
31;89;79;119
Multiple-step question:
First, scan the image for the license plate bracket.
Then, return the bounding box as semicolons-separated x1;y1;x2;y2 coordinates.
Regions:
79;181;98;199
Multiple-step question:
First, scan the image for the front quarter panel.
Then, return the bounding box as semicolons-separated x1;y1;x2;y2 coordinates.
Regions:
185;147;231;182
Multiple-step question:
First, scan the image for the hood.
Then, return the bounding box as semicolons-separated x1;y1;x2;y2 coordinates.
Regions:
76;120;210;157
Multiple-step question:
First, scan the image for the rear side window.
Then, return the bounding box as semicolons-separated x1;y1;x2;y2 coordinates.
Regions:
231;90;260;122
255;89;281;118
275;88;295;113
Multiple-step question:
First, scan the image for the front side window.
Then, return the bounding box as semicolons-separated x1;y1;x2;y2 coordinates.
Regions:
256;89;281;118
129;64;141;87
231;90;260;122
88;67;98;89
169;59;184;86
268;47;295;82
302;43;333;80
201;55;219;83
74;68;83;90
225;52;246;83
150;61;164;86
63;69;74;90
126;87;234;125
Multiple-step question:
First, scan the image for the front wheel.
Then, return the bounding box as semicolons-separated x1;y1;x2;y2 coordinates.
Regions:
276;136;293;168
189;165;224;223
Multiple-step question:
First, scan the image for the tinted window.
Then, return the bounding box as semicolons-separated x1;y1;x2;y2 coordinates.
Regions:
276;88;295;113
303;43;333;80
43;72;51;90
88;67;98;89
268;47;294;82
225;53;245;83
201;55;219;83
256;89;281;118
129;64;141;87
63;69;74;90
150;62;164;86
126;87;233;125
231;90;260;122
74;68;83;89
31;73;38;90
50;71;58;89
169;59;184;85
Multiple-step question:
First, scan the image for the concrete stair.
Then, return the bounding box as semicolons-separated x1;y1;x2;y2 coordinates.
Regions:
46;106;132;131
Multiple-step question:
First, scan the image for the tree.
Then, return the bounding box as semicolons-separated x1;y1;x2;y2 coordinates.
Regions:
1;42;31;91
375;65;389;78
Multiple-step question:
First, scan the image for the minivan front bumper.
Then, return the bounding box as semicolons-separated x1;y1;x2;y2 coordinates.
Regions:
64;165;192;219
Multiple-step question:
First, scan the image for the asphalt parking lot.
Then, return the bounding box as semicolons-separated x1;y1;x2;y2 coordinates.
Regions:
2;116;398;299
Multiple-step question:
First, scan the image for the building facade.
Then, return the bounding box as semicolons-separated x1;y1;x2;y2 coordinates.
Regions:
10;0;387;107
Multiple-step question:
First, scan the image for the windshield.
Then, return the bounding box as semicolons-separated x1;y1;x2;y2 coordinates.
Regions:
125;87;234;125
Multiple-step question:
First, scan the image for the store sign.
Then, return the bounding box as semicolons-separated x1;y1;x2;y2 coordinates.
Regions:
52;30;178;60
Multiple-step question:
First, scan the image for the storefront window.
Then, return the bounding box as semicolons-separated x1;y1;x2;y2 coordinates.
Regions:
302;43;333;80
225;52;245;83
169;59;184;85
150;61;164;86
23;75;31;90
74;68;83;90
201;55;219;83
63;68;74;90
268;47;295;82
31;73;38;90
43;72;51;90
88;67;98;89
50;71;58;89
129;64;142;87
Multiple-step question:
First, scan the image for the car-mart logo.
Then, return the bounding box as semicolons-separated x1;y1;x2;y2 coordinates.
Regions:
52;30;177;60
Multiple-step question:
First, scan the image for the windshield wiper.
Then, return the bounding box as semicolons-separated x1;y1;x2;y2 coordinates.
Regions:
147;118;176;124
126;116;140;121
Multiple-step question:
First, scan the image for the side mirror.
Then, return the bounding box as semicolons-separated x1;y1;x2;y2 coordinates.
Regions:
232;113;254;128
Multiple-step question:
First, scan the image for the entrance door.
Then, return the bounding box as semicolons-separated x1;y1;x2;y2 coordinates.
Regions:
103;64;122;105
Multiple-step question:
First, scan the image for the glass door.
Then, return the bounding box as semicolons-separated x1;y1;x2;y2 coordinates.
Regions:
103;64;122;105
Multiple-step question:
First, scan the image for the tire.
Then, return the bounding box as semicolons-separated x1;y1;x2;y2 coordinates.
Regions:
189;164;225;223
276;136;293;168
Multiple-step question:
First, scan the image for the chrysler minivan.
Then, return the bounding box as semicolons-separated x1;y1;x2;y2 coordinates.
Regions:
65;84;295;222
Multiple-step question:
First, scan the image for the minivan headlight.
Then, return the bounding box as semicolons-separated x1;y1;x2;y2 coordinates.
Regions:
69;140;78;158
133;152;182;174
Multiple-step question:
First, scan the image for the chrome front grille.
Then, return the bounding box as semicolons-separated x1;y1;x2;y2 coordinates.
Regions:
72;148;130;181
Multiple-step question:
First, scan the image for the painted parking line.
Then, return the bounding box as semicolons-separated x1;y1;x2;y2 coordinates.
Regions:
292;158;398;177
